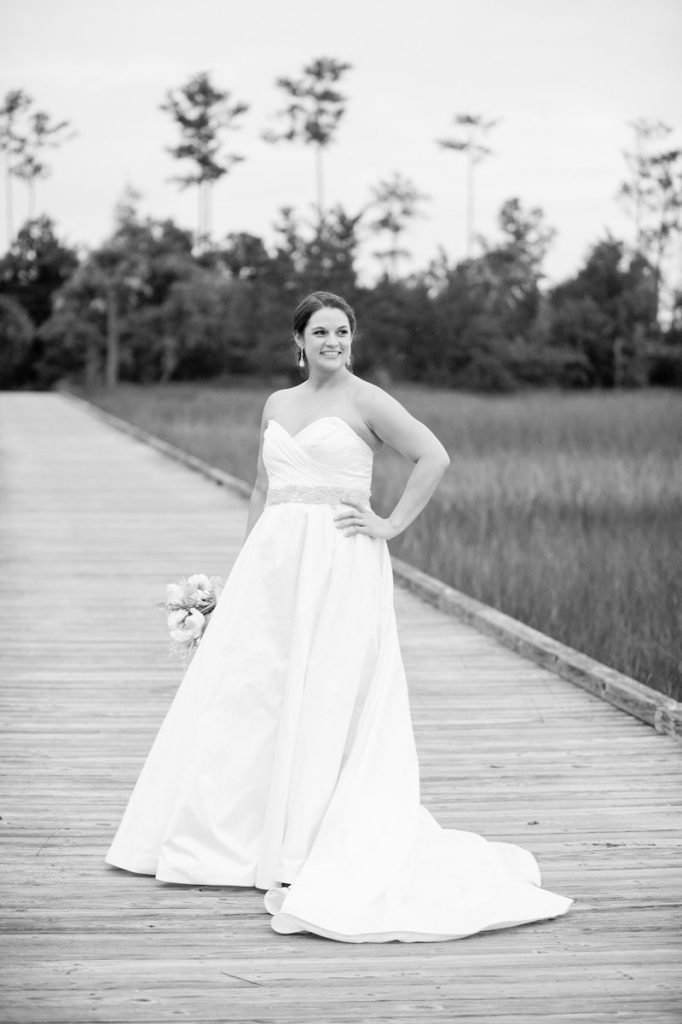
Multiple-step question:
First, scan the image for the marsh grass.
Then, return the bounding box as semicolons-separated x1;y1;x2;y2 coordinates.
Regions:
88;382;682;700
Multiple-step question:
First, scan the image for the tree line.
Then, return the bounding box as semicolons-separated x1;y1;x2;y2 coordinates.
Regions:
0;65;681;392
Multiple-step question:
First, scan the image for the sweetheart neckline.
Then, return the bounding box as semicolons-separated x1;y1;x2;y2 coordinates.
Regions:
267;417;376;456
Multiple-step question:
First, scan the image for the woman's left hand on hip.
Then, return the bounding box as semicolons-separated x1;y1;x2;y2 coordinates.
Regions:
333;501;396;540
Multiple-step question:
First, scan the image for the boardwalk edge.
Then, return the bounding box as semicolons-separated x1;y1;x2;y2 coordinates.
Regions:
392;556;682;742
61;390;253;498
63;390;682;743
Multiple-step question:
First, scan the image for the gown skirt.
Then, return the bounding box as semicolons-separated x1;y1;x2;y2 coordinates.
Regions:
105;416;573;942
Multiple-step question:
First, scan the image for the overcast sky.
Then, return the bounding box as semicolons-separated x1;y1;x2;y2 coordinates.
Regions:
1;0;681;283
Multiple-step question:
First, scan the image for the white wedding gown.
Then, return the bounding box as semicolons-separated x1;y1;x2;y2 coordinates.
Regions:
106;416;572;942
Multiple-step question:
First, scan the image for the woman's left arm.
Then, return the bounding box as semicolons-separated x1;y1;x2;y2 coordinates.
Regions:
335;388;450;540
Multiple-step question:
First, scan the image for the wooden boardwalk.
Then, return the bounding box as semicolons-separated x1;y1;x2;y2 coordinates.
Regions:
1;392;680;1024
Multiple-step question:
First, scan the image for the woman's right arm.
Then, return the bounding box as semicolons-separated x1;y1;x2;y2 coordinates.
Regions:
244;403;272;540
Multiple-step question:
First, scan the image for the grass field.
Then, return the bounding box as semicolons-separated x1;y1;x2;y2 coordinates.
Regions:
86;382;682;701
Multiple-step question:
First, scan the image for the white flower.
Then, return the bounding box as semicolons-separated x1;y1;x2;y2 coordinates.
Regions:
169;607;205;643
163;574;224;664
187;574;211;591
166;583;184;607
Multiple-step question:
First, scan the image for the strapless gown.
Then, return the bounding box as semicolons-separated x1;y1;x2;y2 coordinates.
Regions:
105;416;572;942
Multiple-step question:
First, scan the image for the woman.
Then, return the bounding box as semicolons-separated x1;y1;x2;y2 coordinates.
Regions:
106;291;572;942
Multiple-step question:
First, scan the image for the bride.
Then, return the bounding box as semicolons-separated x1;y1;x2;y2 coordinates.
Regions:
106;290;572;942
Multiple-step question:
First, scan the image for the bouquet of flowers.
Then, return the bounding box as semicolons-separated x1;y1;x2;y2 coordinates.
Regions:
163;573;224;667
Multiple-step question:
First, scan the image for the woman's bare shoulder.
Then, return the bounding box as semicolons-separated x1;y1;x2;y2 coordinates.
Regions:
353;378;444;461
353;377;407;420
262;384;305;420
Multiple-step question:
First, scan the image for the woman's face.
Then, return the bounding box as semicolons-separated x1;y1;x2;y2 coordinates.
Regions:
297;307;352;372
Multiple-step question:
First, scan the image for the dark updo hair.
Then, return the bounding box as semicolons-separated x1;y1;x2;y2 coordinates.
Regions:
292;291;357;340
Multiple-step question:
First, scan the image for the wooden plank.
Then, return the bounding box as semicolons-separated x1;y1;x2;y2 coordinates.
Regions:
0;393;681;1024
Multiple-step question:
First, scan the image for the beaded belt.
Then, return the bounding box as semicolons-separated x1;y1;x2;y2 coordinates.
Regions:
265;484;370;508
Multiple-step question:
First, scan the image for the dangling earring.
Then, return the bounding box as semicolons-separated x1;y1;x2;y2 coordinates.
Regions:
298;348;305;369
